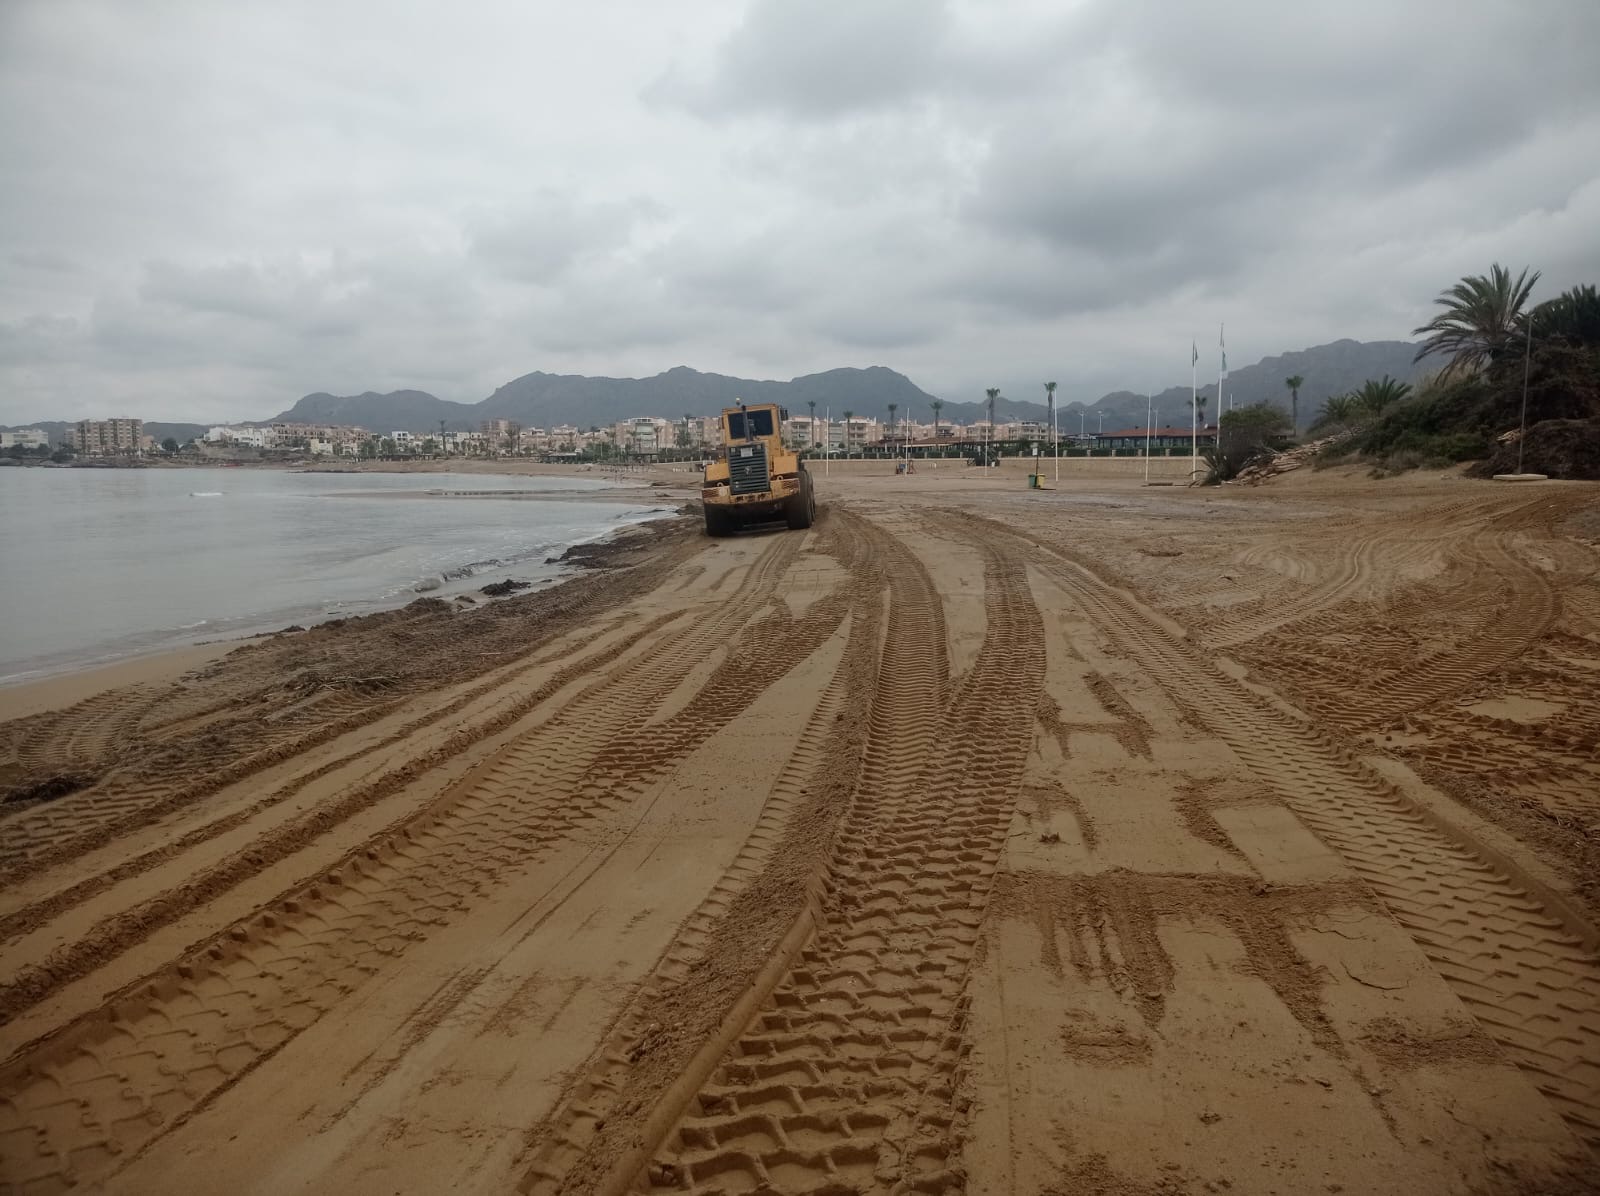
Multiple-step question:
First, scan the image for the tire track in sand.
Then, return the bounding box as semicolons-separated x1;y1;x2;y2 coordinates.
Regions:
0;533;836;1195
0;615;638;951
598;519;1043;1196
975;513;1600;1152
1333;528;1561;727
0;531;700;883
1202;496;1514;650
0;615;677;1020
519;509;950;1195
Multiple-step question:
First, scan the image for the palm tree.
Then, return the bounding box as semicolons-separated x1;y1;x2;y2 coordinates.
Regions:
931;399;943;447
1414;263;1541;379
1193;392;1208;425
1353;375;1412;417
1044;381;1056;454
807;399;817;450
1283;375;1304;434
1534;283;1600;346
887;402;898;451
842;409;853;457
1314;393;1361;432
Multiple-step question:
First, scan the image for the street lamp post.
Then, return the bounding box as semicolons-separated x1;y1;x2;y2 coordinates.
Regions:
1046;380;1058;483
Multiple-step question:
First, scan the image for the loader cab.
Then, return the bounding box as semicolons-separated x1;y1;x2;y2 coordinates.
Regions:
721;404;787;447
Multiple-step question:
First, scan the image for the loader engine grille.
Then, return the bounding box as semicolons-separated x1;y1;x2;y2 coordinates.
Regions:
728;443;770;495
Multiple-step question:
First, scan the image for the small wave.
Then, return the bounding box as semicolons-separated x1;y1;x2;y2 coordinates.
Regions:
189;491;223;497
440;557;505;581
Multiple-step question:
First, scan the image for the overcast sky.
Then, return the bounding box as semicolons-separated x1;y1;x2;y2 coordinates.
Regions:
3;0;1598;423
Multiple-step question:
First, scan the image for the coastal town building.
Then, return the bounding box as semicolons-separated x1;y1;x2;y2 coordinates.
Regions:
200;423;366;453
271;422;369;449
45;411;1201;462
547;425;584;452
72;418;144;455
782;417;826;449
206;425;275;448
0;429;49;449
1093;423;1220;451
481;419;521;452
835;417;880;451
614;417;674;455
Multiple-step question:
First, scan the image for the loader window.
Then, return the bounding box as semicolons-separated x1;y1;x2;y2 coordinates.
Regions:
726;410;775;440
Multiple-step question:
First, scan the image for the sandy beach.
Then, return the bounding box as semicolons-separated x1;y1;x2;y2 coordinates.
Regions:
2;465;1598;1195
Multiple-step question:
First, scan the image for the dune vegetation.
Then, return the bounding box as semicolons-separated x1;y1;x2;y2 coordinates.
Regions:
1312;267;1600;477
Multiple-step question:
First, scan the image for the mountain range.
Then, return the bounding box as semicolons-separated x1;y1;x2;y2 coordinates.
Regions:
275;366;938;434
3;339;1430;440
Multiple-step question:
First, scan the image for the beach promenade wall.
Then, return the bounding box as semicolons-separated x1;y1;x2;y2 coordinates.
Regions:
810;455;1196;481
670;453;1200;483
993;454;1199;481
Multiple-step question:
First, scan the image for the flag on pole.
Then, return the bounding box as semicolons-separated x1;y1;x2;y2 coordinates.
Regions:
1220;323;1227;374
1191;341;1198;366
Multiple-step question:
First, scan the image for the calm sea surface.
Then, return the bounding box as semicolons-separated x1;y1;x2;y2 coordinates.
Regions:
0;467;670;683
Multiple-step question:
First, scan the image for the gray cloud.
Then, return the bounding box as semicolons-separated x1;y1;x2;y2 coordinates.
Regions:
647;0;952;119
1;0;1598;423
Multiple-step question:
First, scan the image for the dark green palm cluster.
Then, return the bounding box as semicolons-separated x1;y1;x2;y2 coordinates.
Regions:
1306;264;1600;477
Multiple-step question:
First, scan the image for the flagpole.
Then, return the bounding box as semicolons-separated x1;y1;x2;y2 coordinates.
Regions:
1144;391;1152;483
825;406;830;477
1217;321;1227;460
1191;340;1198;480
1517;314;1533;475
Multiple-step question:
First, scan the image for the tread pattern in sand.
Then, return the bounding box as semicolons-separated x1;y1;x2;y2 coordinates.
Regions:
0;530;702;882
635;526;1044;1195
983;516;1600;1150
0;533;858;1194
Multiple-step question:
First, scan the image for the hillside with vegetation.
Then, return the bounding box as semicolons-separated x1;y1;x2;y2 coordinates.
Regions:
1308;267;1600;479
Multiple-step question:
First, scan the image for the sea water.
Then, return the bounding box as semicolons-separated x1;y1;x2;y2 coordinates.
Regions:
0;467;671;683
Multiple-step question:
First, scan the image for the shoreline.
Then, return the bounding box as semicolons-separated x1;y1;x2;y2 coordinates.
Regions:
0;642;236;722
1;455;698;485
0;499;688;698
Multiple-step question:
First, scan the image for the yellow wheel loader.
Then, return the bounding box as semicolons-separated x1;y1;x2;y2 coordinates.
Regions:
700;401;816;536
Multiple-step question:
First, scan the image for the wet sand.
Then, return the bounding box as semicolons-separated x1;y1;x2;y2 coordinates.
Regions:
1;466;1597;1194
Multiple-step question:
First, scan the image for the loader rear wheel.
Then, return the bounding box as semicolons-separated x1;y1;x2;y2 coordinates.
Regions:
785;471;815;530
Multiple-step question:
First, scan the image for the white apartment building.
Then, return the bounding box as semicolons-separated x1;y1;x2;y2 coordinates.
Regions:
615;417;673;455
0;429;48;449
204;424;275;448
832;417;880;451
782;417;828;449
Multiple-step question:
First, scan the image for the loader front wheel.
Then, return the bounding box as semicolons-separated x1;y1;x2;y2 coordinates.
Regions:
785;472;815;530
